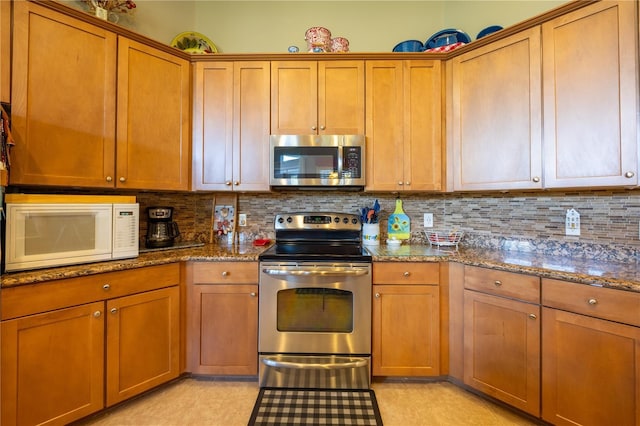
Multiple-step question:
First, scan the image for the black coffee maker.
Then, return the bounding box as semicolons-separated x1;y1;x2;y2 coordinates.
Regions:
145;206;181;248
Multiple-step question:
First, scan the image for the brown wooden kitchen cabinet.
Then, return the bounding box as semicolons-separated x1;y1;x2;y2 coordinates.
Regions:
10;2;190;190
186;262;259;375
463;266;541;416
542;0;638;189
372;262;440;376
365;60;443;192
1;0;11;103
541;278;640;425
271;60;364;135
192;61;271;191
449;27;542;191
0;263;181;426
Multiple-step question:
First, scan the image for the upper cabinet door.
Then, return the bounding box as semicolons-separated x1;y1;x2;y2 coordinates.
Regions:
318;61;365;135
542;1;638;188
10;1;117;188
449;27;542;191
271;61;318;134
1;0;11;103
271;60;364;135
116;37;191;190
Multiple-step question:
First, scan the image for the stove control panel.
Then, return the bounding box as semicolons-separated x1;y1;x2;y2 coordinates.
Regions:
275;212;361;231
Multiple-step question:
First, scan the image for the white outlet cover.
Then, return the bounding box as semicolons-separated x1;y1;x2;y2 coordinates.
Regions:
424;213;433;228
565;208;580;236
238;213;247;227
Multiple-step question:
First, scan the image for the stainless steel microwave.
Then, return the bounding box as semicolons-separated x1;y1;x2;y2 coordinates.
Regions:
269;135;365;189
4;194;139;272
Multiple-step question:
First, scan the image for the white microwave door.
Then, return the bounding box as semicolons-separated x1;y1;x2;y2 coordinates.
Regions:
6;204;113;271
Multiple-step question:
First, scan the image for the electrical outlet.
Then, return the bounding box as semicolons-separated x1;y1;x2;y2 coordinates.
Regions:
565;208;580;236
238;213;247;227
423;213;434;228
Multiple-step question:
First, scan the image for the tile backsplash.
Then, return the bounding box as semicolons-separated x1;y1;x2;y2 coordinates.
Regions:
10;187;640;262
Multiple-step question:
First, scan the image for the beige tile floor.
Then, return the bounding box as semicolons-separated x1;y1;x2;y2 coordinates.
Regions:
75;378;539;426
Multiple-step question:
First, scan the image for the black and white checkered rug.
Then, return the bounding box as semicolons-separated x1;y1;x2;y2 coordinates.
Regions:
248;388;383;425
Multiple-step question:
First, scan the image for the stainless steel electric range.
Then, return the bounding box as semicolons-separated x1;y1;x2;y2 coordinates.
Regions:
258;212;373;389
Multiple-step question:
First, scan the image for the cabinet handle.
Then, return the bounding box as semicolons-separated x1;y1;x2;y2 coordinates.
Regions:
375;293;380;298
250;292;257;297
234;181;240;186
405;181;410;186
93;311;102;318
106;176;113;182
311;126;317;131
398;181;403;186
494;280;502;287
588;298;598;305
403;271;410;277
320;125;325;130
532;176;540;183
225;181;232;186
110;307;118;314
625;171;635;178
222;271;229;277
529;313;537;320
103;284;111;291
119;177;126;182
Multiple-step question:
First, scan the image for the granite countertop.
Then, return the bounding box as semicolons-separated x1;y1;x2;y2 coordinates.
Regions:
2;242;640;294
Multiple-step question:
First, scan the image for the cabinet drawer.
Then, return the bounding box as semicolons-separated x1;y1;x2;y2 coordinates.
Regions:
1;263;180;320
190;261;258;284
542;278;640;327
373;262;439;285
464;266;540;303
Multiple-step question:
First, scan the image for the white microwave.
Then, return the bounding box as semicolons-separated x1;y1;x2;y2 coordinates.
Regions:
4;194;139;272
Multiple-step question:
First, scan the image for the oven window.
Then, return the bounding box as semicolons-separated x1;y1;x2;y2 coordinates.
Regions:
277;288;353;333
273;147;338;179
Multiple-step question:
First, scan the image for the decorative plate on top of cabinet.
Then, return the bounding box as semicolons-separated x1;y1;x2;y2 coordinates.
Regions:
171;31;217;54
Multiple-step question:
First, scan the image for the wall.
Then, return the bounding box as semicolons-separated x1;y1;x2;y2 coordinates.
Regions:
123;189;640;263
64;0;566;51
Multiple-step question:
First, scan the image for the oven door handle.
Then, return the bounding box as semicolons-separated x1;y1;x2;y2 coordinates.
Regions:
262;267;369;277
261;357;369;370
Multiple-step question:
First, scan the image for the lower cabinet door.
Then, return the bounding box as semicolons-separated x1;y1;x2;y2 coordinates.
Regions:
106;286;180;406
463;290;540;416
542;307;640;426
372;285;440;376
187;284;258;375
1;302;105;426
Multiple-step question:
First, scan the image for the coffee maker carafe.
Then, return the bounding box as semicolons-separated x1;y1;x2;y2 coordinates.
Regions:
145;206;180;248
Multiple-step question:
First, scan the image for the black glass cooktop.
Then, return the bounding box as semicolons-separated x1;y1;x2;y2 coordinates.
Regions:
259;242;371;262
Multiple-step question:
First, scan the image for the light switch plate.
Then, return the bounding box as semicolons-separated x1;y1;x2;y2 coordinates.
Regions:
565;208;580;236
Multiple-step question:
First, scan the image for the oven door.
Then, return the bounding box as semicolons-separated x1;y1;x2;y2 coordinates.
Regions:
259;262;371;355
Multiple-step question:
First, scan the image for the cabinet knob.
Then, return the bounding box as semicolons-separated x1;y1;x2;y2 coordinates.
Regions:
103;284;111;291
494;280;502;287
398;181;403;186
405;181;410;186
110;307;118;314
375;293;381;298
250;292;257;297
320;125;326;130
528;313;537;320
106;176;113;182
93;311;102;318
588;298;598;305
403;271;410;277
119;177;126;182
225;181;232;186
222;271;229;277
625;171;635;178
311;126;317;131
532;176;540;183
234;181;240;186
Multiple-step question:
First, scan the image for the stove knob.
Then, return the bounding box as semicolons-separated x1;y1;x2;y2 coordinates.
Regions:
286;216;293;223
352;218;358;224
277;217;284;224
343;217;349;224
334;217;340;223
